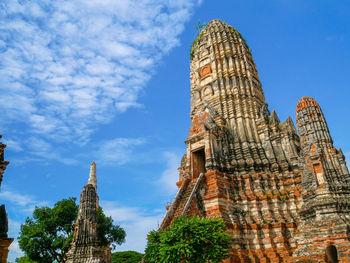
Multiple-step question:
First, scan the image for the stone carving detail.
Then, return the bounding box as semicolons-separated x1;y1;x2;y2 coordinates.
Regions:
260;103;270;119
66;162;111;263
200;65;212;78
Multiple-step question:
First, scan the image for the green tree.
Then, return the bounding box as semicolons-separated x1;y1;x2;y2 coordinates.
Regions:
18;198;126;263
15;256;37;263
145;216;231;263
112;251;144;263
97;206;126;249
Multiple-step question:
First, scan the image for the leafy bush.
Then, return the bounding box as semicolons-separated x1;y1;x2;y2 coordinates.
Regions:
112;250;144;263
145;216;230;263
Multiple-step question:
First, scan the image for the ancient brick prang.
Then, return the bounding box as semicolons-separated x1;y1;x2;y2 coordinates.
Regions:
66;162;111;263
0;135;13;263
161;19;350;262
293;96;350;262
0;135;9;190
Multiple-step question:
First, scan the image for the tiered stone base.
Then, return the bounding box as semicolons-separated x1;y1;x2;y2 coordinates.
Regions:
168;169;302;262
293;216;350;263
205;170;301;262
165;169;350;262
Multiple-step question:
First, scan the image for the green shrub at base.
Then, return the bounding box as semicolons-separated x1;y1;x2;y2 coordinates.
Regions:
145;216;231;263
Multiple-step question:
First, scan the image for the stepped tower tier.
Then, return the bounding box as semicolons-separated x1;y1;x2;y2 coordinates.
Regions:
160;19;350;263
66;162;111;263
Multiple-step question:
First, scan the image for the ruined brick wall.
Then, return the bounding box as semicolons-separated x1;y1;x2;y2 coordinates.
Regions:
161;19;350;262
0;135;9;190
0;135;13;263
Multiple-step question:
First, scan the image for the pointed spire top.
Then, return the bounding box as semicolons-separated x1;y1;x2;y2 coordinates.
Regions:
88;162;97;190
296;96;319;112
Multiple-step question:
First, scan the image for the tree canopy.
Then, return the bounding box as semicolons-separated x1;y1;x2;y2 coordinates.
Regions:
18;197;126;263
144;216;231;263
97;206;126;249
112;251;144;263
15;256;37;263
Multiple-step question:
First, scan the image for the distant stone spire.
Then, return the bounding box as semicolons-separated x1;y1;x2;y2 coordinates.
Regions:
66;163;111;263
293;96;350;259
88;161;97;190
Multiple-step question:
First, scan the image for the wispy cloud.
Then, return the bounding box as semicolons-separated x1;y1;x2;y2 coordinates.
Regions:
26;136;78;165
0;192;51;260
0;190;48;214
4;136;78;165
101;201;164;253
9;240;23;261
326;35;344;42
8;220;24;261
95;137;146;165
157;152;182;195
345;152;350;166
2;137;23;152
0;0;199;145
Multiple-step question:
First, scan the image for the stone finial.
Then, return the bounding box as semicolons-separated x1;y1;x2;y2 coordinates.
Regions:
88;161;97;190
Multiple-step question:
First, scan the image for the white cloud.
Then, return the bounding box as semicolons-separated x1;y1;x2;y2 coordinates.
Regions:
95;137;146;165
345;152;350;166
0;0;199;145
7;219;24;262
0;190;48;214
6;221;26;261
10;136;79;165
157;152;182;195
101;201;164;253
8;240;23;261
0;194;50;261
2;138;23;152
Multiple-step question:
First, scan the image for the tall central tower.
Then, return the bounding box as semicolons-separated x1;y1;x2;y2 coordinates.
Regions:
161;19;350;262
186;19;299;176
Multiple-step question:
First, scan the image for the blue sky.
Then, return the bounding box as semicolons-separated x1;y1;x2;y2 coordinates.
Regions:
1;0;350;261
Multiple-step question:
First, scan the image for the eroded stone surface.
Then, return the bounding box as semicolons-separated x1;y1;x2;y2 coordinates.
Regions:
0;135;9;191
0;135;12;263
161;19;350;262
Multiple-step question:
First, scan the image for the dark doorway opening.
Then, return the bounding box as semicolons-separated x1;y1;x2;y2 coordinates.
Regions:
325;244;338;263
192;148;206;178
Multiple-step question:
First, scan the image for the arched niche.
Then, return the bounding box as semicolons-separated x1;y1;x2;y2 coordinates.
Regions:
200;65;212;78
192;90;201;102
202;85;213;99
